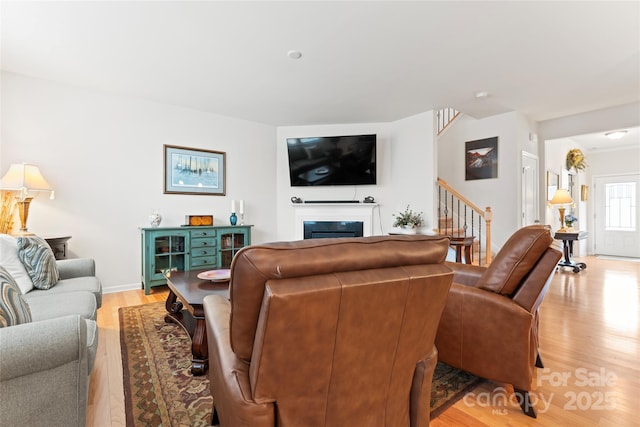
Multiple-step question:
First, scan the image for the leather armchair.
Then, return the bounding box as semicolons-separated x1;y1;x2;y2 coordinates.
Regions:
435;225;562;418
203;235;453;427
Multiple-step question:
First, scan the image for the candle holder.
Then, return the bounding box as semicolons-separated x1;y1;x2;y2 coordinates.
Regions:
239;213;245;225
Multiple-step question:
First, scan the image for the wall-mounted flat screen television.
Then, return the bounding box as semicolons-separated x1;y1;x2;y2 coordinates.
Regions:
286;134;377;186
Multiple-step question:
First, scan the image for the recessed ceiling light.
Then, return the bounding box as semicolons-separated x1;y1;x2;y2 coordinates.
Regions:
605;130;627;139
287;50;302;60
475;91;489;99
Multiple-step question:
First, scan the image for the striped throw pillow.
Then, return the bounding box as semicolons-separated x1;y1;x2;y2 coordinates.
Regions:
0;266;32;327
16;236;60;290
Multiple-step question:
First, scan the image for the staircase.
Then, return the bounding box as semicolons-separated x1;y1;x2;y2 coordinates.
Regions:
436;178;493;266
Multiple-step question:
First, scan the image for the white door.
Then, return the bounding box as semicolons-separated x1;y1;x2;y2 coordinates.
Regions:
522;152;539;226
594;174;640;257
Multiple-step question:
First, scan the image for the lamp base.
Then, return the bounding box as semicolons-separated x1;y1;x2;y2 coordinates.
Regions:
558;206;566;233
15;197;34;236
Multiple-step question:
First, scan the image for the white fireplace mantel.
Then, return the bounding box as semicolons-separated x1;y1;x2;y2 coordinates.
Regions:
293;203;377;240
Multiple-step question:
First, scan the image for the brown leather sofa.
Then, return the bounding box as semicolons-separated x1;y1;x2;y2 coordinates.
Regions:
203;235;453;427
435;225;562;418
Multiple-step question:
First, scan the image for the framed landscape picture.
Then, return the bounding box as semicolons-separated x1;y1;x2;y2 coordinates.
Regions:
164;145;226;195
465;137;498;180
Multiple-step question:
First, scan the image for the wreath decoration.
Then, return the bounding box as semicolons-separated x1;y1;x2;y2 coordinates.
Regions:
565;149;587;173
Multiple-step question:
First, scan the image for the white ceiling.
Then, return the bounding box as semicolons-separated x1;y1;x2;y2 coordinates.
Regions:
1;1;639;127
565;126;640;153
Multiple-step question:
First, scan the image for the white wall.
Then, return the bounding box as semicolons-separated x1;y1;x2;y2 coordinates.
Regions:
1;72;278;292
437;111;539;248
539;103;640;141
2;72;441;291
275;111;438;240
544;137;587;254
388;111;438;232
588;146;640;177
544;137;587;230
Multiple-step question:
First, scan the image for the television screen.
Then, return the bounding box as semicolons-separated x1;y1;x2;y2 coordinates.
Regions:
286;134;377;186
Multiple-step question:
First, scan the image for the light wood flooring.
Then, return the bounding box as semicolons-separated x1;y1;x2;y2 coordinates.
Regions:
87;256;640;426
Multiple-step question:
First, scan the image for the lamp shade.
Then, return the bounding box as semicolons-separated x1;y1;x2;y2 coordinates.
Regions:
550;189;573;205
0;163;53;192
0;163;54;201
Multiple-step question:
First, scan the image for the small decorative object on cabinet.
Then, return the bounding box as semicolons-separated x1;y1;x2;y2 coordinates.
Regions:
140;225;251;294
185;215;213;226
149;210;162;227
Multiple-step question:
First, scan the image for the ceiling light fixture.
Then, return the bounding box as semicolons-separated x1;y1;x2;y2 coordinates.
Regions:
287;50;302;60
475;91;489;99
605;130;627;140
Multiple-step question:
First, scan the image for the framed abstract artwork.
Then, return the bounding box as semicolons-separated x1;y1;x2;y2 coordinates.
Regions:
465;137;498;180
163;145;226;195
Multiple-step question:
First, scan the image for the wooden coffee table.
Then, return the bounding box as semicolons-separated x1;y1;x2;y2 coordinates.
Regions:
164;268;230;375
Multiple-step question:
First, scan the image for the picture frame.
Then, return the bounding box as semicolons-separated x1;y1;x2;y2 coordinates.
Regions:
465;137;498;180
164;145;226;195
546;171;559;201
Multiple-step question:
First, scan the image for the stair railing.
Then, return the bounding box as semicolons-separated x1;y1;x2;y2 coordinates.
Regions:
437;108;461;135
436;178;493;265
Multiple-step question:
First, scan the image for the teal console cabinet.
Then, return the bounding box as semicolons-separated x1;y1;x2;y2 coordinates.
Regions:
140;225;252;294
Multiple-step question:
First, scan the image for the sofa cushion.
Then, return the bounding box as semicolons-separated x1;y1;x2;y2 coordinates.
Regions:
16;235;60;290
25;291;97;322
27;276;103;309
0;234;34;294
475;225;553;295
0;266;32;327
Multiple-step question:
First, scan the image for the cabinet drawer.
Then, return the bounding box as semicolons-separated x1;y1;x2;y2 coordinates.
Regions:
191;256;216;268
190;229;217;239
191;237;215;248
191;247;215;258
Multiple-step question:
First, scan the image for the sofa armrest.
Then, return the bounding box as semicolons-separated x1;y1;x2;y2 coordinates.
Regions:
410;347;438;427
444;261;486;287
436;283;536;390
203;294;274;427
0;315;88;380
57;258;95;279
0;315;89;427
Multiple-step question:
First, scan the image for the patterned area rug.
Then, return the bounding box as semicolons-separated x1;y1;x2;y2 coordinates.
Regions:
120;302;482;426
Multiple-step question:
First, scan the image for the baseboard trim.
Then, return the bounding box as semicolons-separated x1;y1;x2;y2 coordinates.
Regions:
103;282;142;294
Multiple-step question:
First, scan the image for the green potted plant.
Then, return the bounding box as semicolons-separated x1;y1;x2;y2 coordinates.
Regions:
393;205;424;233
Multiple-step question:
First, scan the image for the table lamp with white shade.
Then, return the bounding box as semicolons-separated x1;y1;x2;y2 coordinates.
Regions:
0;163;54;235
549;188;573;232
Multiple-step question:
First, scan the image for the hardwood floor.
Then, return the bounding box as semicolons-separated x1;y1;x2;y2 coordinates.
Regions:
87;256;640;426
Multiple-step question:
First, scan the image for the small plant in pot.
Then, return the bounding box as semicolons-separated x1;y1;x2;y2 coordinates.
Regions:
393;205;424;233
565;213;578;230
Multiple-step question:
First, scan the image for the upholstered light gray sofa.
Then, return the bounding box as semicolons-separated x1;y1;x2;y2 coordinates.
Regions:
0;234;102;427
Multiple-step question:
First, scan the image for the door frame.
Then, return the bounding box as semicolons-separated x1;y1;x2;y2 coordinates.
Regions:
521;151;539;227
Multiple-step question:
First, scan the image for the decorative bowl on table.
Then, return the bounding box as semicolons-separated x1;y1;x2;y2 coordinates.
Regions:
197;269;231;282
